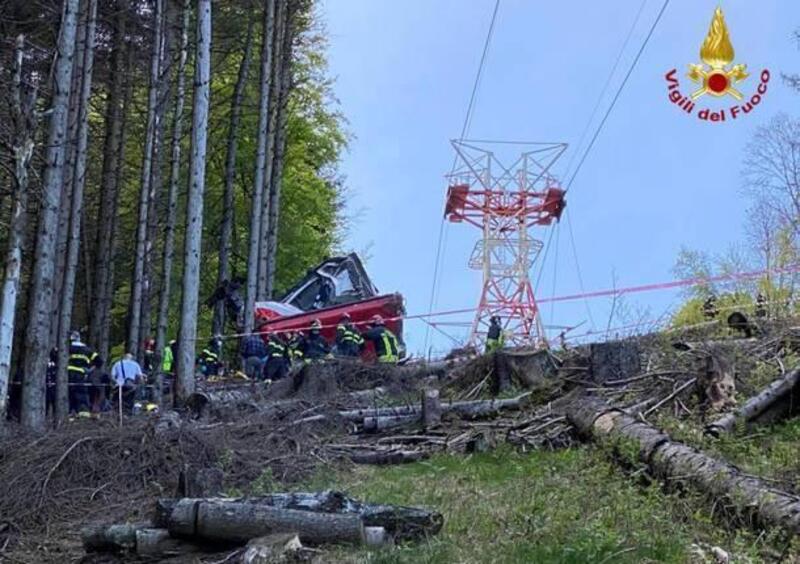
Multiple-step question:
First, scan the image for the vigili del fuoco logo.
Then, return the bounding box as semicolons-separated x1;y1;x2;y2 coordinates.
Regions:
665;6;770;122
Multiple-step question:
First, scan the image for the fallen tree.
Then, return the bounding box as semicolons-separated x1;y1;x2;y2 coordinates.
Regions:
568;395;800;535
706;368;800;436
155;491;443;542
342;392;532;423
165;498;369;545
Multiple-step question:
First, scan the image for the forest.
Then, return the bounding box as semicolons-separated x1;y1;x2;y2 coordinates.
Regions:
0;0;347;430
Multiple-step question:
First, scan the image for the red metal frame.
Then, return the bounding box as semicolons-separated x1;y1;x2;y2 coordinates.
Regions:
444;140;567;348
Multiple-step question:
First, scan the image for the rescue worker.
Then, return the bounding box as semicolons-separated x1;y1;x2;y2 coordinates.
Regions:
755;292;767;318
335;313;364;358
198;336;222;377
362;315;400;363
703;294;719;320
301;319;330;361
240;332;268;380
161;339;177;374
485;316;505;354
264;333;290;380
286;331;305;365
67;331;94;416
142;337;156;373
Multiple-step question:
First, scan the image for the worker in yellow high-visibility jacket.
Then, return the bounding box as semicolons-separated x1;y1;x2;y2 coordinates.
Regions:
485;316;505;354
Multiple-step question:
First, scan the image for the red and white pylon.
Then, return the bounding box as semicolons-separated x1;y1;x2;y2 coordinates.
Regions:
444;140;567;348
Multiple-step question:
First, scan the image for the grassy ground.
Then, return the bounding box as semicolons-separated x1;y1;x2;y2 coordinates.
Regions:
288;445;783;563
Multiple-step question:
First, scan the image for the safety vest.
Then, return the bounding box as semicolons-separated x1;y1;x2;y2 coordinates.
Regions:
376;329;399;363
267;340;286;359
486;333;505;353
68;342;95;376
162;345;174;373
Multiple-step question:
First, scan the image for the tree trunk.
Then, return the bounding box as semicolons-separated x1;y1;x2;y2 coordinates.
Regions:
97;44;135;361
154;0;190;404
165;499;366;545
257;0;285;300
56;0;97;423
213;18;255;337
156;491;443;542
350;450;428;465
139;2;175;354
21;0;80;430
244;0;276;333
706;368;800;436
568;395;800;535
50;0;87;347
128;0;164;360
175;0;212;404
0;35;38;421
90;7;127;357
263;2;295;298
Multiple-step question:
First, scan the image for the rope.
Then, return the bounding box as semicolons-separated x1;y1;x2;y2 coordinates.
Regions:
424;0;502;352
562;0;651;180
565;0;671;192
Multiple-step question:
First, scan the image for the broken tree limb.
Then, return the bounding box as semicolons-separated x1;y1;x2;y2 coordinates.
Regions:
166;498;366;545
362;414;420;433
135;528;202;558
343;392;532;423
82;522;149;553
706;368;800;436
568;395;800;535
349;450;428;465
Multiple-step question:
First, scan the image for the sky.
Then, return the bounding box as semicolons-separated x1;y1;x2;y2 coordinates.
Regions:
319;0;800;357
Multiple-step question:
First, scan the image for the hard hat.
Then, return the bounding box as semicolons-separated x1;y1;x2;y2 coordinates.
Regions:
70;330;81;342
311;319;322;330
340;312;352;321
370;315;384;326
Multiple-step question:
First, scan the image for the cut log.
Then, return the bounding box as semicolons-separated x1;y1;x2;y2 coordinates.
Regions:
362;414;420;432
422;389;442;428
446;392;531;418
568;395;800;535
350;450;428;465
135;528;202;558
347;392;531;424
166;498;365;545
82;522;148;552
706;368;800;436
155;492;443;542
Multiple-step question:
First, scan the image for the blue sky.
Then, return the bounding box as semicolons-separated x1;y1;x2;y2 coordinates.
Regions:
320;0;800;356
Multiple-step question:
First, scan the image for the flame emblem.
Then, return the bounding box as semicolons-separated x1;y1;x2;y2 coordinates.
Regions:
688;7;748;99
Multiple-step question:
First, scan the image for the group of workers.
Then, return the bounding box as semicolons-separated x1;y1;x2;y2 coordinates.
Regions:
56;331;148;418
239;313;401;381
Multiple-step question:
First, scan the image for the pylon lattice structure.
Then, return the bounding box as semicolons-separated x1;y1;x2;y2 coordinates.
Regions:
444;140;567;348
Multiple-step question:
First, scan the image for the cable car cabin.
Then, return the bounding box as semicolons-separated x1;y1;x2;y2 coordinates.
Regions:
444;184;470;222
540;187;566;224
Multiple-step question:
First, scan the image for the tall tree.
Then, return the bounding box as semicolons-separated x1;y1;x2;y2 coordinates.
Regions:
128;0;164;360
175;0;212;403
55;0;97;423
21;0;80;430
213;16;255;337
90;5;127;359
244;0;276;333
257;0;285;300
155;0;190;404
264;1;297;298
0;35;39;421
